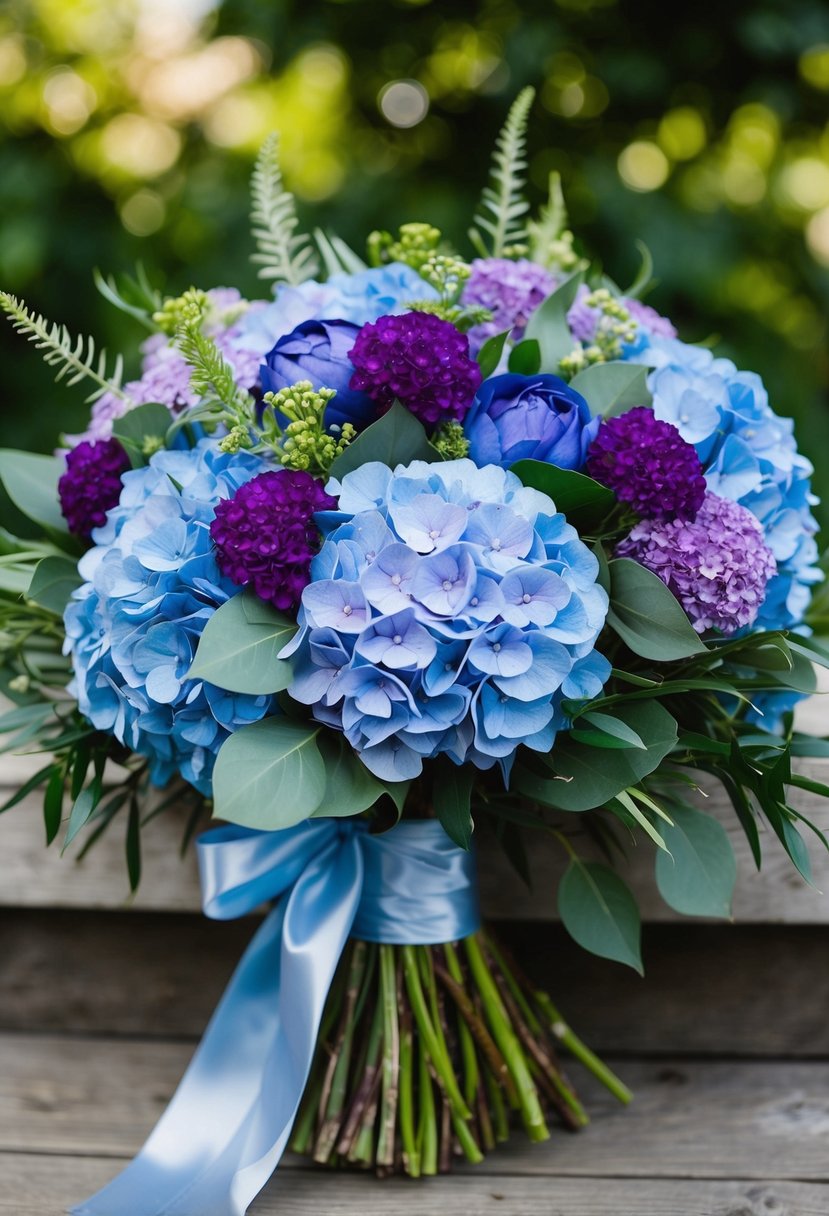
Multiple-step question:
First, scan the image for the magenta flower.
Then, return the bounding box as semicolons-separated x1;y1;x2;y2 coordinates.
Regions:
58;439;130;539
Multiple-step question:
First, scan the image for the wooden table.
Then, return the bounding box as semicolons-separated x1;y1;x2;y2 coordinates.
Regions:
2;687;828;1216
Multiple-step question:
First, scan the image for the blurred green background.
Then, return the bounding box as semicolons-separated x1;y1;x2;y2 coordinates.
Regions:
1;0;828;529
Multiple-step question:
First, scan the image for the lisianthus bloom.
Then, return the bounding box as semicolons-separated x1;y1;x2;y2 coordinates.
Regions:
260;319;377;432
586;407;706;522
349;312;482;429
464;373;599;470
58;438;130;539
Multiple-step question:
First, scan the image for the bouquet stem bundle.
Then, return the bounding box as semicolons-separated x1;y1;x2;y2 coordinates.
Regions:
291;929;631;1176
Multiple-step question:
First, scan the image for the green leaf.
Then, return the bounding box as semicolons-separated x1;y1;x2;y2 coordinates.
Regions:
522;273;585;373
63;782;101;851
329;400;435;479
27;555;81;615
510;459;616;531
765;804;813;885
212;717;326;830
43;767;64;845
476;330;509;379
112;402;172;467
569;362;651;416
0;762;55;814
188;591;297;695
126;796;142;892
573;712;647;750
514;699;678;812
315;735;386;818
507;338;541;375
433;764;475;850
558;859;643;973
0;450;66;534
655;804;737;917
607;558;706;661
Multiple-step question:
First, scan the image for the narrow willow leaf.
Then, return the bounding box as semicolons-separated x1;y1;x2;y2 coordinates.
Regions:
655;804;737;917
0;762;55;814
126;796;142;892
614;790;671;853
63;781;102;851
43;767;65;846
558;859;643;973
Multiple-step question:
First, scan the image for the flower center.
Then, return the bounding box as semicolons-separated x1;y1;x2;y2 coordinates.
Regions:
342;604;353;617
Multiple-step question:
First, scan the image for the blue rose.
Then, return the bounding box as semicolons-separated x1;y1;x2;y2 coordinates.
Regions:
260;318;377;431
464;373;599;469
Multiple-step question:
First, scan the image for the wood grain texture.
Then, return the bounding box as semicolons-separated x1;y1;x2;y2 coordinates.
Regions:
3;912;829;1057
2;1033;829;1181
0;1154;826;1216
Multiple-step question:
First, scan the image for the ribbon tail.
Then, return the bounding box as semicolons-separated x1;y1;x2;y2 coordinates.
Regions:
71;832;364;1216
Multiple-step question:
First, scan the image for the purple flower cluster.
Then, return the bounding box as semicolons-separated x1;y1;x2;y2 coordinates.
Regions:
58;439;131;539
210;469;336;612
586;407;707;522
624;298;677;340
461;258;557;353
617;492;777;635
349;313;482;429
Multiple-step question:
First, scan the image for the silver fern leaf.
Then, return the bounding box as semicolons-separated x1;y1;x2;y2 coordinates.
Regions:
250;133;319;286
469;87;536;259
0;292;126;402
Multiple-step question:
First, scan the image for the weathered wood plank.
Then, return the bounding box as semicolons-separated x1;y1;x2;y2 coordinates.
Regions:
2;1033;829;1180
2;762;829;920
0;1153;825;1216
3;912;828;1057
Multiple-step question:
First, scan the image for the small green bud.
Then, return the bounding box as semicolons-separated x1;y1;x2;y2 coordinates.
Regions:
8;673;30;694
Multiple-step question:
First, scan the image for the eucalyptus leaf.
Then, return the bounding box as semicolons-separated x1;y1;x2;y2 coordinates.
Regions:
558;858;643;973
569;361;651;416
655;804;737;917
27;555;82;615
63;782;101;851
510;459;616;530
607;558;706;661
315;735;386;818
112;402;173;467
0;450;67;534
188;591;297;694
476;330;509;379
212;717;326;830
433;765;475;850
329;400;435;479
522;273;584;373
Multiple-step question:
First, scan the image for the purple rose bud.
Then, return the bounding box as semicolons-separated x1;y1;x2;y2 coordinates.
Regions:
464;373;599;470
260;318;378;431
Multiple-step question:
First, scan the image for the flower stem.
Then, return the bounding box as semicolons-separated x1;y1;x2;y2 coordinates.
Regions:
398;994;420;1177
416;1033;438;1176
376;944;400;1169
402;945;471;1120
535;991;633;1106
443;943;479;1107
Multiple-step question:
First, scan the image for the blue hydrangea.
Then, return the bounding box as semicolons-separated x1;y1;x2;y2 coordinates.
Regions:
626;336;821;633
64;440;275;794
283;459;611;783
233;263;439;356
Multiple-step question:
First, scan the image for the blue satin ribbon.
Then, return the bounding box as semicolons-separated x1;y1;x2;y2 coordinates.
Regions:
71;817;480;1216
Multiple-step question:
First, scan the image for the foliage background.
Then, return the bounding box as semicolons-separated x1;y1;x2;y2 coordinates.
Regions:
1;0;828;531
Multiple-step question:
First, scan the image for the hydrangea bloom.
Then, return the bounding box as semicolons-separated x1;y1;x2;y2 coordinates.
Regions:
461;258;557;353
626;336;821;631
284;459;611;782
233;263;439;355
586;407;706;522
211;469;336;611
617;492;777;635
59;439;130;538
349;313;482;428
64;440;274;794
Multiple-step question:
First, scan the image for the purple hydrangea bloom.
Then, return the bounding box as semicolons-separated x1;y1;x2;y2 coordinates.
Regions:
211;470;336;612
624;298;677;340
349;313;482;429
464;373;598;470
566;287;676;349
586;407;706;522
58;439;131;539
260;318;377;432
283;458;610;782
616;492;777;635
461;258;557;353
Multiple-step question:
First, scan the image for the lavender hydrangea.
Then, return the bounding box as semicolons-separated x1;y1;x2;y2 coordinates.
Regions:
461;258;557;353
617;492;777;635
349;313;482;428
211;470;336;612
282;459;611;782
58;439;130;539
64;440;275;794
586;407;707;522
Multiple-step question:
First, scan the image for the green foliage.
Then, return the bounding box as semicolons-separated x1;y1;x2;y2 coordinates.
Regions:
111;401;172;467
93;266;162;332
557;858;643;973
250;133;319;286
522;273;585;374
0;292;125;403
607;558;707;661
328;400;435;479
511;459;616;531
27;555;81;615
318;735;389;818
175;314;252;417
528;172;582;273
569;362;652;416
188;590;297;695
476;330;510;379
433;764;475;850
655;803;737;918
469;86;535;259
0;450;67;535
212;716;328;829
507;338;541;374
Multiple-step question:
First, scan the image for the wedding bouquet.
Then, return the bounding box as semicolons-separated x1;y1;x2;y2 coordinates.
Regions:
1;89;827;1214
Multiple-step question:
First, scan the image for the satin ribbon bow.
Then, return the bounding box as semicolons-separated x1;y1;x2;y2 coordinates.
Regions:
72;817;480;1216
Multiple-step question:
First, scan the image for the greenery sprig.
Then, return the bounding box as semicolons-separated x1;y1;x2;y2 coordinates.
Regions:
469;86;535;259
250;132;320;286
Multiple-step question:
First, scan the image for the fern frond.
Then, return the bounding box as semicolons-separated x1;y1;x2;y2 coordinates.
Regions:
250;133;319;286
469;87;535;259
176;321;252;417
0;292;126;402
94;265;163;332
